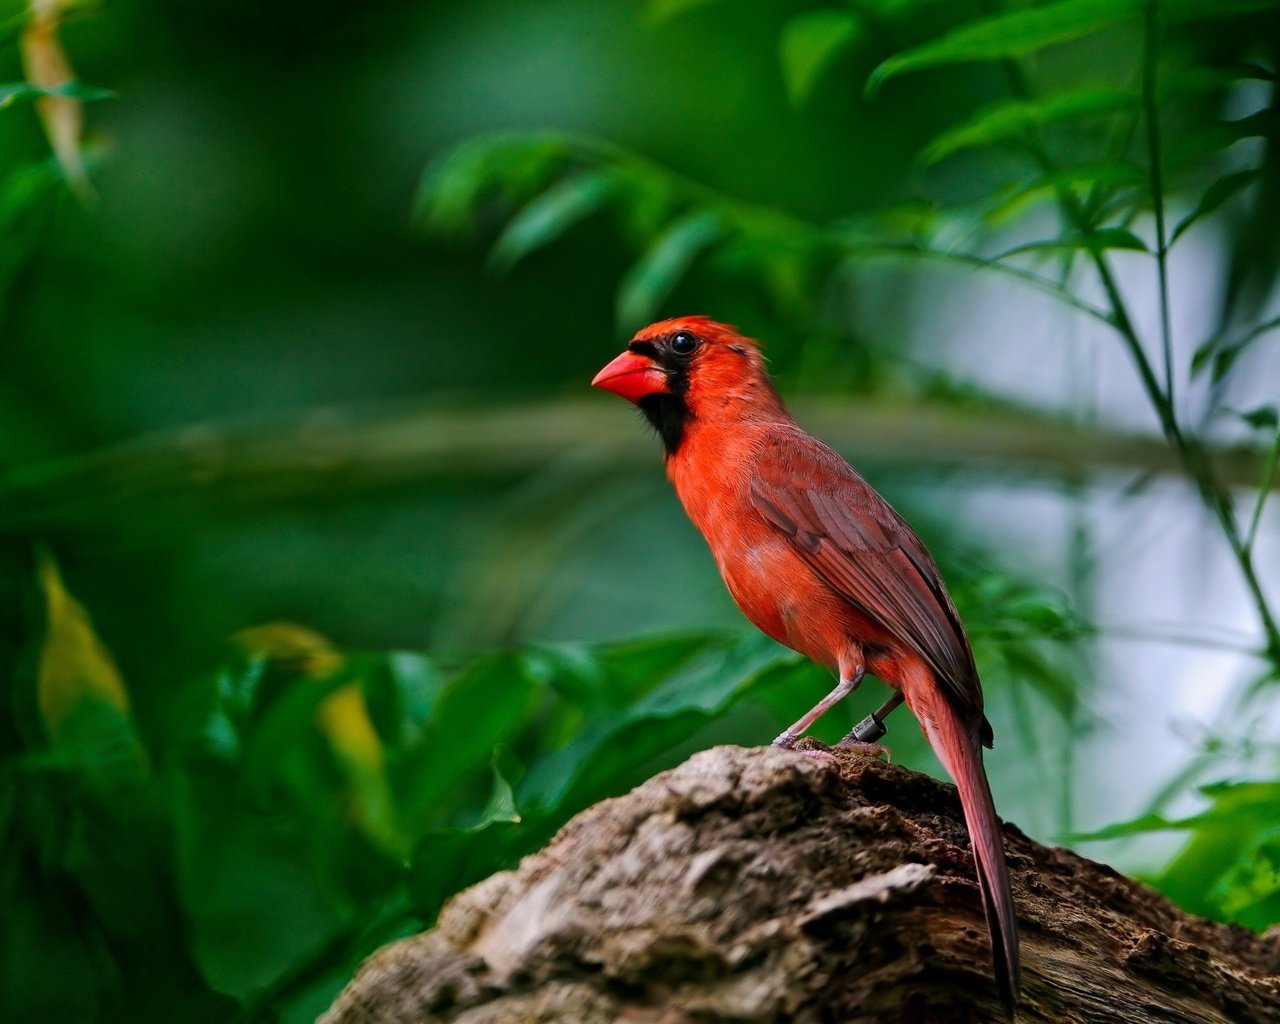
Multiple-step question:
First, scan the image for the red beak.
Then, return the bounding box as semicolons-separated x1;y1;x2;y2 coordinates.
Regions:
591;350;669;405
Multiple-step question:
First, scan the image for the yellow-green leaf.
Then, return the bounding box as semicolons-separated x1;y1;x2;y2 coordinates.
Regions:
779;11;862;106
35;548;130;739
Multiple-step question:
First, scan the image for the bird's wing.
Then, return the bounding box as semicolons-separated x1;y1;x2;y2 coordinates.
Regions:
748;430;986;728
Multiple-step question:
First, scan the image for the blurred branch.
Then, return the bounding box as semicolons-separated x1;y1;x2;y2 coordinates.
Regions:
1;397;1277;533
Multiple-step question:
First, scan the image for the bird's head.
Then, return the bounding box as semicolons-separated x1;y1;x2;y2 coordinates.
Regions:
592;316;783;454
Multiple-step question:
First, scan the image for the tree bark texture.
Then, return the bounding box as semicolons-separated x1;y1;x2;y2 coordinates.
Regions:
321;745;1280;1023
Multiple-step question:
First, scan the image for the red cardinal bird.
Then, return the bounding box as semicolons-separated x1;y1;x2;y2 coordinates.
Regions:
593;316;1019;1016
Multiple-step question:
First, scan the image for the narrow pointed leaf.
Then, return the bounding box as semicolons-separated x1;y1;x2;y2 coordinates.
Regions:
1170;169;1259;244
415;135;570;238
923;87;1137;163
1239;405;1278;431
407;755;526;919
1164;0;1280;20
34;548;132;740
868;0;1140;93
0;80;113;109
616;212;722;333
779;10;862;106
488;170;616;272
1193;315;1280;381
1000;227;1149;260
982;161;1146;226
646;0;729;19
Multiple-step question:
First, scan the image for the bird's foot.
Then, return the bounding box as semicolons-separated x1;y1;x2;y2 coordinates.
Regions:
834;737;891;762
773;734;839;764
772;729;800;750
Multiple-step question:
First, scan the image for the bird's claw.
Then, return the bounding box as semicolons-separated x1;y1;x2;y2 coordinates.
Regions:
834;738;891;762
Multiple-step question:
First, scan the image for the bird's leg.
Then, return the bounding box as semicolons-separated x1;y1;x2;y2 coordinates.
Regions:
773;668;864;749
836;690;905;757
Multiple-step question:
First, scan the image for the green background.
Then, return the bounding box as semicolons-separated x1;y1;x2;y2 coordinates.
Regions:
2;1;1279;1020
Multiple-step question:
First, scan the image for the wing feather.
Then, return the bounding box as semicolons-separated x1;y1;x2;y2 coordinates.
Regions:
749;430;987;731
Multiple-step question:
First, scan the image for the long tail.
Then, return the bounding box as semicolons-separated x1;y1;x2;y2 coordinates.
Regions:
903;668;1020;1019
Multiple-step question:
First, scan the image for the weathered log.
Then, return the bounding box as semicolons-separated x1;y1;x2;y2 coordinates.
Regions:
321;745;1280;1023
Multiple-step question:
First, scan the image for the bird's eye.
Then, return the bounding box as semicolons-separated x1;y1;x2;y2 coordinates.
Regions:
670;331;699;355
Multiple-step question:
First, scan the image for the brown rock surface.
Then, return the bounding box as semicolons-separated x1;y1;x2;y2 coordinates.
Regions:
322;745;1280;1023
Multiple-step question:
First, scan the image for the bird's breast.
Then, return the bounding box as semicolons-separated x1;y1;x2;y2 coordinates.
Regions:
686;495;852;671
667;446;892;673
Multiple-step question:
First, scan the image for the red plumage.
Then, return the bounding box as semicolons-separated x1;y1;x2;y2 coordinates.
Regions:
594;316;1020;1017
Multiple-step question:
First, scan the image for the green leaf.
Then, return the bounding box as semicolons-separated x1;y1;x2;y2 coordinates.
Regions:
519;634;793;817
430;655;541;774
1193;314;1280;382
407;756;526;919
646;0;729;19
868;0;1141;94
981;161;1146;226
172;765;356;999
415;135;570;239
616;211;722;333
1070;811;1182;842
1156;781;1280;921
31;549;140;763
523;633;719;711
999;227;1149;260
923;87;1137;164
779;11;862;106
1170;169;1259;244
487;170;617;273
361;651;444;754
1163;0;1280;21
399;654;541;828
1240;405;1278;431
0;81;115;110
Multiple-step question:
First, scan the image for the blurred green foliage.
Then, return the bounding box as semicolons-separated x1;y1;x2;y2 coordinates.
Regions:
2;0;1280;1020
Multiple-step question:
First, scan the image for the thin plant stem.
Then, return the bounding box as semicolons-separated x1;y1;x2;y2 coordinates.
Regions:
999;57;1280;666
1246;431;1280;552
1142;0;1176;413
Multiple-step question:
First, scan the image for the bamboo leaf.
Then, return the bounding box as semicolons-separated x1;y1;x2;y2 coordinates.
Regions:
779;10;862;106
1163;64;1272;97
415;135;570;239
1193;315;1280;381
982;161;1146;226
1071;811;1181;842
1239;405;1278;432
20;2;81;194
646;0;728;19
923;86;1137;164
1167;110;1274;171
1164;0;1280;20
1170;169;1259;244
868;0;1141;94
34;548;132;742
999;227;1149;260
616;211;722;333
487;170;617;273
0;80;113;109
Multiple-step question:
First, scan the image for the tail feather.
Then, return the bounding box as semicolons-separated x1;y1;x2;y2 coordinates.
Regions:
903;671;1020;1019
